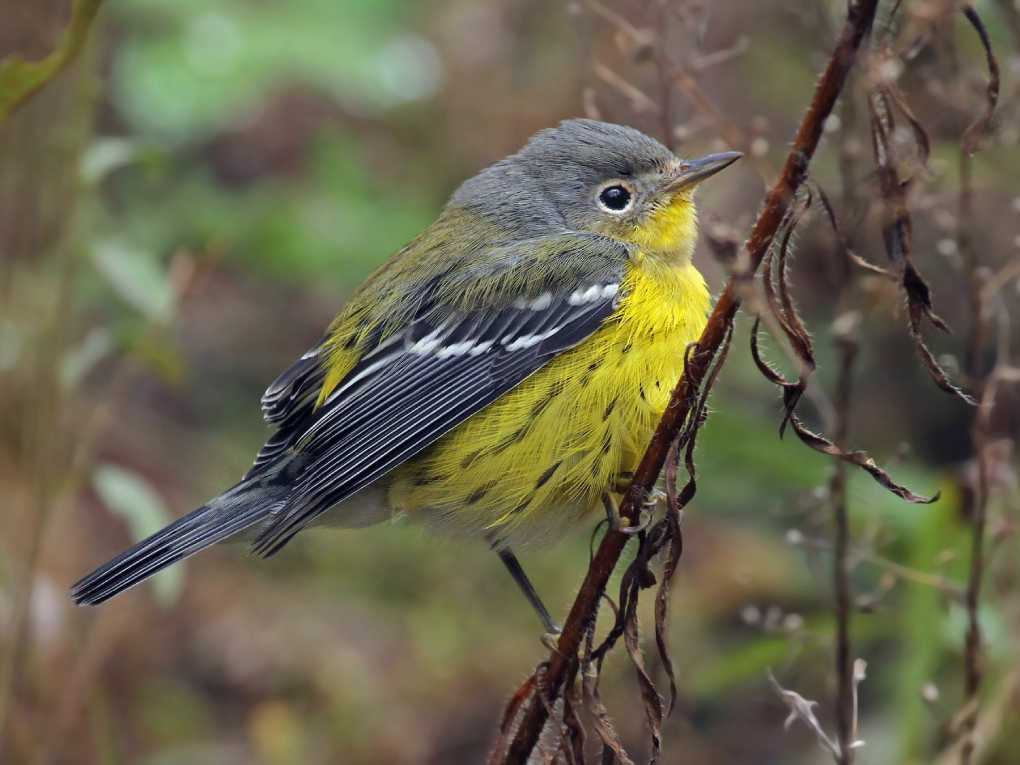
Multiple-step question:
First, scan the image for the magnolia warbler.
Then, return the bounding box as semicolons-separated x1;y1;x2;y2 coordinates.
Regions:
72;120;740;633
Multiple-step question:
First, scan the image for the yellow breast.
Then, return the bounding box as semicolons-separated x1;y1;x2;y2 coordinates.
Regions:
388;254;711;541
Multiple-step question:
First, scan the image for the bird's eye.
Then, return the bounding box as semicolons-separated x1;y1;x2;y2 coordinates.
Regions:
597;183;633;213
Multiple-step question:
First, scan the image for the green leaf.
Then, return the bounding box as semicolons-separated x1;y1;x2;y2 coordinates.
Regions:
80;137;159;185
0;0;104;123
90;238;174;323
92;464;182;607
61;327;114;388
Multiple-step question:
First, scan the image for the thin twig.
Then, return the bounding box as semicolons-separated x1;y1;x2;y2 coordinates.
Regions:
954;4;1002;755
791;533;966;599
856;550;964;599
831;72;861;765
957;144;983;762
961;373;994;765
831;320;858;764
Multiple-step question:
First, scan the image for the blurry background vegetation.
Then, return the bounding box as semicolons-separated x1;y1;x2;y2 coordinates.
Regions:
0;1;1018;763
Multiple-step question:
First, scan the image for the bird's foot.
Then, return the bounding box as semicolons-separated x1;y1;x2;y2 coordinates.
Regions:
541;627;562;653
643;487;667;513
602;492;652;536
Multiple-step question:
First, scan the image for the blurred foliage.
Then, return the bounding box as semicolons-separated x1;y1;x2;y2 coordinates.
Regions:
0;0;102;121
112;0;442;139
103;135;436;282
0;1;1018;764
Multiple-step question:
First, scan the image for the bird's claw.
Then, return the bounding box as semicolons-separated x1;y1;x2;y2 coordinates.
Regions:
617;507;652;535
602;492;653;536
541;628;562;653
643;487;667;512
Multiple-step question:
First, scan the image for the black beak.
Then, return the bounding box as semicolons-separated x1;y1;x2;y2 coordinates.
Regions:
663;151;742;193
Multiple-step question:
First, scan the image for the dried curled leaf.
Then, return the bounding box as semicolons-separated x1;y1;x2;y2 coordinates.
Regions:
578;330;735;762
815;183;895;280
490;662;586;765
534;663;584;765
904;265;978;405
655;326;732;715
789;414;938;503
561;681;587;765
653;494;684;715
960;5;1000;155
749;184;937;503
760;193;816;435
624;589;664;764
581;604;636;765
751;319;937;504
868;89;977;406
488;673;538;765
884;85;931;166
500;674;538;738
489;339;743;765
585;527;661;726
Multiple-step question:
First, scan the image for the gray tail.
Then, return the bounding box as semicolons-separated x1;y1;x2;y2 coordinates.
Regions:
71;481;288;606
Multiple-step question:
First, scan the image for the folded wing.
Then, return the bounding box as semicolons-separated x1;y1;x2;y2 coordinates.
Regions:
249;234;630;556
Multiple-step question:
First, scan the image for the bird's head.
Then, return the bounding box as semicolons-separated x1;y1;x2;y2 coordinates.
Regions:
452;119;741;261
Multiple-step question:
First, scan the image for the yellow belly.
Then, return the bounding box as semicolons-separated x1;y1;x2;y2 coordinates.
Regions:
387;257;710;542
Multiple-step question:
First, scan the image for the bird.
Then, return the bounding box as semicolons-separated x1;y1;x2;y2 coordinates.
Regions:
71;119;740;634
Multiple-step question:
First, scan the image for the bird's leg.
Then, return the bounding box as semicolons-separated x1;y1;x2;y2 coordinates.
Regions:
488;536;562;642
602;484;665;535
613;473;668;514
613;477;668;513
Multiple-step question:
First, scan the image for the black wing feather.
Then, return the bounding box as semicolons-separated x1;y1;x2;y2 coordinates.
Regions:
260;345;326;425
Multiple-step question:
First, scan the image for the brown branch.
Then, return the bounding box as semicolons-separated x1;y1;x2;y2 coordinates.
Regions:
961;371;994;765
499;2;881;761
958;151;984;765
954;6;1001;759
831;318;859;765
831;77;863;764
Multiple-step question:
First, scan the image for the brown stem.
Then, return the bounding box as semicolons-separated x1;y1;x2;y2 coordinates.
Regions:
832;69;861;765
961;375;994;765
831;331;858;764
960;151;985;382
501;2;881;761
959;144;986;765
